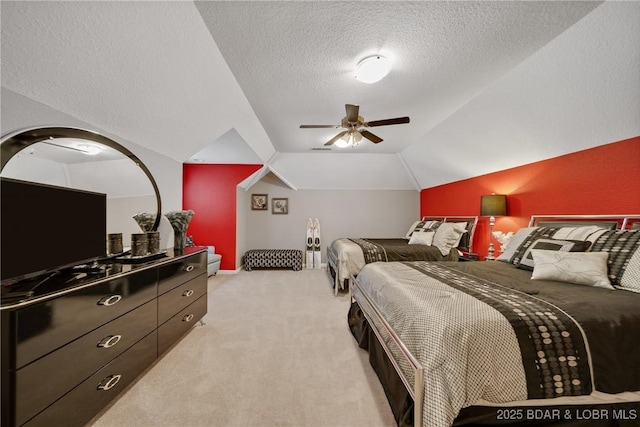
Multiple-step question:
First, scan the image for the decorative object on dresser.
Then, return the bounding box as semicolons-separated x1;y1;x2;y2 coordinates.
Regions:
132;212;157;232
480;193;508;260
164;210;194;254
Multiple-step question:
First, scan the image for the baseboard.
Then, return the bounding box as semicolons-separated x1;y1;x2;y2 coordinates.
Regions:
304;263;327;269
217;268;241;275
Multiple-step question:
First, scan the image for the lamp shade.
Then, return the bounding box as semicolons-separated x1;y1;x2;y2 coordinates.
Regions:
480;194;507;217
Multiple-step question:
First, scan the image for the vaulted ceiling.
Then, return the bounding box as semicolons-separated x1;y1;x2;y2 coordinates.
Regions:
2;1;639;191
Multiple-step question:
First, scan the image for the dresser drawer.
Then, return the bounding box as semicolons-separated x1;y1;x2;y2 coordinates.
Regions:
158;294;207;356
16;268;157;368
15;299;157;426
23;331;157;427
158;251;206;296
158;274;207;325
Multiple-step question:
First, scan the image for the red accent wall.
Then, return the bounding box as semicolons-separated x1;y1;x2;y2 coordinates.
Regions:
420;136;640;260
183;164;262;270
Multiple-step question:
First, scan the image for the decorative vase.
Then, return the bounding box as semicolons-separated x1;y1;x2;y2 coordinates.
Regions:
165;210;194;254
132;212;158;232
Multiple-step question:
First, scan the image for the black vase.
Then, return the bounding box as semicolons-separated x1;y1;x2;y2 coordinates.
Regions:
165;210;194;254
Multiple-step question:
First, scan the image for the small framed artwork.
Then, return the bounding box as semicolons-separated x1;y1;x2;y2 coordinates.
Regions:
272;198;288;215
251;194;268;211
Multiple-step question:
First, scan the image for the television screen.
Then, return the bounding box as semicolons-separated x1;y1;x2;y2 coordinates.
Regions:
1;177;107;284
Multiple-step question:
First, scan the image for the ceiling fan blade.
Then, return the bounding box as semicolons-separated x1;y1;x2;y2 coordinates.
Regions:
324;130;348;146
300;124;340;129
360;130;383;144
365;117;410;127
345;104;360;123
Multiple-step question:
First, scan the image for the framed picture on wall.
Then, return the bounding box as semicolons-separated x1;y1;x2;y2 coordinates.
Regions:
251;194;268;211
272;198;288;215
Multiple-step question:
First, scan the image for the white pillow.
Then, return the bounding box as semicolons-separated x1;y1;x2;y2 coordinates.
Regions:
408;231;435;246
496;227;537;263
530;250;613;289
432;222;467;256
404;220;423;239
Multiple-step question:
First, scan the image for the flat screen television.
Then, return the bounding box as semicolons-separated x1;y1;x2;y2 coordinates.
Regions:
1;177;107;284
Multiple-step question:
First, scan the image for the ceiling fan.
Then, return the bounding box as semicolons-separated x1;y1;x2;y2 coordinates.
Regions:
300;104;410;147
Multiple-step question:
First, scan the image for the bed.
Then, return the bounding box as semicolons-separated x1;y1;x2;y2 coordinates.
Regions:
327;216;478;296
349;215;640;427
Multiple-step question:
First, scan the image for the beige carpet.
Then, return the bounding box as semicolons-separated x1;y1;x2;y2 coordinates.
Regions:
89;269;395;427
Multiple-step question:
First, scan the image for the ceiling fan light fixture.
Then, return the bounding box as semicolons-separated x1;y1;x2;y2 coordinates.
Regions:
336;130;363;148
335;137;350;148
355;55;390;84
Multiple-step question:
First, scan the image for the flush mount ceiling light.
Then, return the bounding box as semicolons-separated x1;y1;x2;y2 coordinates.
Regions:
42;137;102;155
354;55;390;84
76;143;101;155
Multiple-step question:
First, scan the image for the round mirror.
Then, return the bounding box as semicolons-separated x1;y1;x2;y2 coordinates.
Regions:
1;126;162;245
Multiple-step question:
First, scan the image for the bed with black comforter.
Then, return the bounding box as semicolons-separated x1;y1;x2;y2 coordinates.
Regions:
349;221;640;427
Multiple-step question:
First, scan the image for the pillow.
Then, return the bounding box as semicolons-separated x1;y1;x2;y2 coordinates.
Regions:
432;222;467;256
404;220;425;239
450;222;470;247
515;238;592;271
552;225;608;243
530;250;613;289
589;229;640;292
408;231;435;246
496;227;537;263
185;235;196;247
511;227;558;266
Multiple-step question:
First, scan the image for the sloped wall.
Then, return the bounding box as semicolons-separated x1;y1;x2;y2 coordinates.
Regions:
420;136;640;260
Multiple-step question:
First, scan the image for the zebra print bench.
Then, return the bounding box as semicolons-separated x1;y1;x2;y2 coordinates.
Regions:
244;249;303;271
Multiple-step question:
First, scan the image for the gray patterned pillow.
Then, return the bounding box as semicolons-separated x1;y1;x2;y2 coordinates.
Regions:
589;230;640;292
515;238;592;271
511;227;557;266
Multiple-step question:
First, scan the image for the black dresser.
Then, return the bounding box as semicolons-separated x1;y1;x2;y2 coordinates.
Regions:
1;247;208;427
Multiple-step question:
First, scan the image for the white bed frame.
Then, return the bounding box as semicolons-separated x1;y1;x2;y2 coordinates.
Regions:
352;214;640;427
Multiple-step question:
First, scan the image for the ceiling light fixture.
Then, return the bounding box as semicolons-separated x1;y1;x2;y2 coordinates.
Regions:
335;130;363;148
77;143;101;155
354;55;390;84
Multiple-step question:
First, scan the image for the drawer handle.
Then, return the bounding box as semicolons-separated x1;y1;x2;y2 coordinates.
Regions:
182;289;194;297
185;265;195;272
97;294;122;306
97;335;122;349
182;314;194;322
97;374;122;391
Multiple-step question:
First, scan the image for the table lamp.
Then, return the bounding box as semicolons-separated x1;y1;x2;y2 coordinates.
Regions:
480;194;507;260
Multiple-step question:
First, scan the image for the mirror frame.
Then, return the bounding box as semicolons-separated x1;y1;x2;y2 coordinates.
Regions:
1;126;162;230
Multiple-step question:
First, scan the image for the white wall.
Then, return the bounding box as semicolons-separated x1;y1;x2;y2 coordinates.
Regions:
235;185;249;271
243;173;420;264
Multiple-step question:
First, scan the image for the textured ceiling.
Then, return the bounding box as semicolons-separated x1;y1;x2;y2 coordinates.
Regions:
2;1;638;191
196;1;602;154
1;1;275;163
